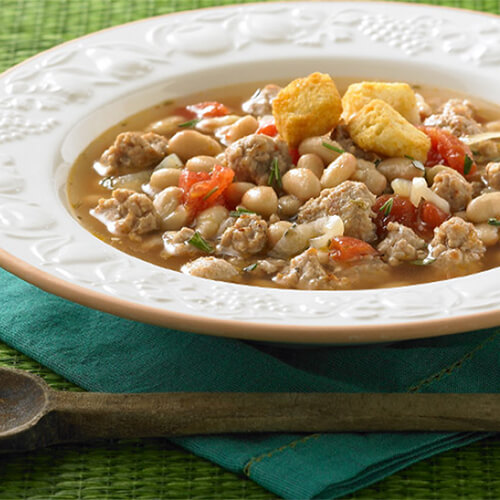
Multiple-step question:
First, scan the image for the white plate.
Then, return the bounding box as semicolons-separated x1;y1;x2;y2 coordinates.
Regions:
1;1;500;344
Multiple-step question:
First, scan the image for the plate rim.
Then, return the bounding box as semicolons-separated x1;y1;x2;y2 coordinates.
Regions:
1;0;500;344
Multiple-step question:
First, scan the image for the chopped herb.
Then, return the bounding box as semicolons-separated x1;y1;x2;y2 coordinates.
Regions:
410;256;436;266
268;157;282;188
243;263;258;272
99;176;115;189
379;197;394;216
322;142;344;154
463;154;473;175
188;231;213;253
488;218;500;227
230;207;256;217
178;118;200;128
374;159;381;167
203;186;218;200
405;154;425;171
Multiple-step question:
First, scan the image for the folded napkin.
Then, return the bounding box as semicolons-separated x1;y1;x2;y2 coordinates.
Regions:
0;267;498;499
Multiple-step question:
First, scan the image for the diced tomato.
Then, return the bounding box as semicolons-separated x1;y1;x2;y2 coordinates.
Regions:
373;195;418;238
373;194;449;240
417;201;449;239
257;122;278;137
186;101;230;118
420;126;477;177
179;164;234;217
172;106;197;121
329;236;377;262
289;147;300;165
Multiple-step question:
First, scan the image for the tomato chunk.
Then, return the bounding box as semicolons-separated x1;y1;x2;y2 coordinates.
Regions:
329;236;377;262
420;126;477;177
179;165;234;217
257;122;278;137
289;147;300;166
373;195;418;238
417;201;449;239
186;101;230;118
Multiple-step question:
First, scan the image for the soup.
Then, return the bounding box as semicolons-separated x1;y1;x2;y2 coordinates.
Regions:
67;74;500;290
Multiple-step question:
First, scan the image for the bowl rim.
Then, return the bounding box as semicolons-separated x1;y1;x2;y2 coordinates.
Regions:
1;0;500;344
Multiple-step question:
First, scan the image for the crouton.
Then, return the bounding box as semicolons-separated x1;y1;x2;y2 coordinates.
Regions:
347;99;430;162
342;81;420;124
272;72;342;148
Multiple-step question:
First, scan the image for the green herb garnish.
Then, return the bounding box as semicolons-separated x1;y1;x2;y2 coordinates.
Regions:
379;197;394;216
374;159;381;167
243;263;258;272
268;157;282;188
404;154;425;171
322;142;344;154
188;231;213;253
178;118;200;128
410;256;436;266
488;218;500;227
463;154;473;175
230;207;256;217
203;186;218;200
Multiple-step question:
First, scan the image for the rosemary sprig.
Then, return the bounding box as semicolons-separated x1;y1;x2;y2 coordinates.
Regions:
178;118;200;128
268;157;282;188
188;231;213;253
322;142;344;154
230;207;256;217
463;154;473;175
379;197;394;216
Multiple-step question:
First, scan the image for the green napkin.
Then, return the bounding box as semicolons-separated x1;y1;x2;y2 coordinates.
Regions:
0;268;498;499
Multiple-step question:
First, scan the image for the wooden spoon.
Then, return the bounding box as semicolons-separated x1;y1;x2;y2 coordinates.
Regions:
1;367;499;452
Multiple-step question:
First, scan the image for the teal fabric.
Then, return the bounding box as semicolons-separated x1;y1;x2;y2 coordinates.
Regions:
0;267;498;499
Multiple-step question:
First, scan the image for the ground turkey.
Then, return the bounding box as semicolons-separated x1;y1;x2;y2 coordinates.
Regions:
431;170;472;212
217;214;268;255
224;134;291;185
377;222;427;266
273;248;336;290
424;99;482;137
162;227;201;258
242;84;281;117
297;181;377;242
91;188;159;240
430;217;485;269
96;131;169;176
486;162;500;190
181;257;239;282
331;124;379;162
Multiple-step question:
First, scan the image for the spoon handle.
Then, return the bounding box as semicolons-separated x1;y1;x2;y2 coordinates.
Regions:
49;391;500;441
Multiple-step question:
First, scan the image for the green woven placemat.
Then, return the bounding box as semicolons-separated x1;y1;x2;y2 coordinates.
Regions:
1;0;500;498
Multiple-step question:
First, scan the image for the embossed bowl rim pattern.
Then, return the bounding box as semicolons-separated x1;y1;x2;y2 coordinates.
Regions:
1;1;500;344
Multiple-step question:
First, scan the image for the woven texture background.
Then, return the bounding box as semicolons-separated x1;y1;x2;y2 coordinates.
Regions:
1;0;500;498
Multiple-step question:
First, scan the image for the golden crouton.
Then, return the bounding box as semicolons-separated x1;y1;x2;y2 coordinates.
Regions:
347;99;430;162
272;72;342;148
342;81;420;124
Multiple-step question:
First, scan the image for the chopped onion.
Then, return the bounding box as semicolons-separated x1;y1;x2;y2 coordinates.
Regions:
154;153;183;170
391;178;412;198
461;131;500;146
271;215;344;257
411;177;450;213
309;216;344;249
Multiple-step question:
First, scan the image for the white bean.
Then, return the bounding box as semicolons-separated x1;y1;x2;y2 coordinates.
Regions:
267;221;293;248
377;157;424;182
297;153;324;178
485;120;500;132
225;115;259;143
185;155;217;173
241;186;278;218
163;205;189;231
146;115;185;137
225;181;256;207
278;194;302;218
466;192;500;222
149;168;181;190
168;130;222;162
321;152;357;189
153;186;182;219
475;222;499;246
282;168;321;201
298;136;343;165
351;159;387;195
195;205;229;239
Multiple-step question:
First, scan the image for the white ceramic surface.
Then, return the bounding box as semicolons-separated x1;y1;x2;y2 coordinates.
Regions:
1;1;500;344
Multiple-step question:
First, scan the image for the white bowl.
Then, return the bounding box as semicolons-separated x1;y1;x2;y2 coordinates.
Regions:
1;1;500;344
